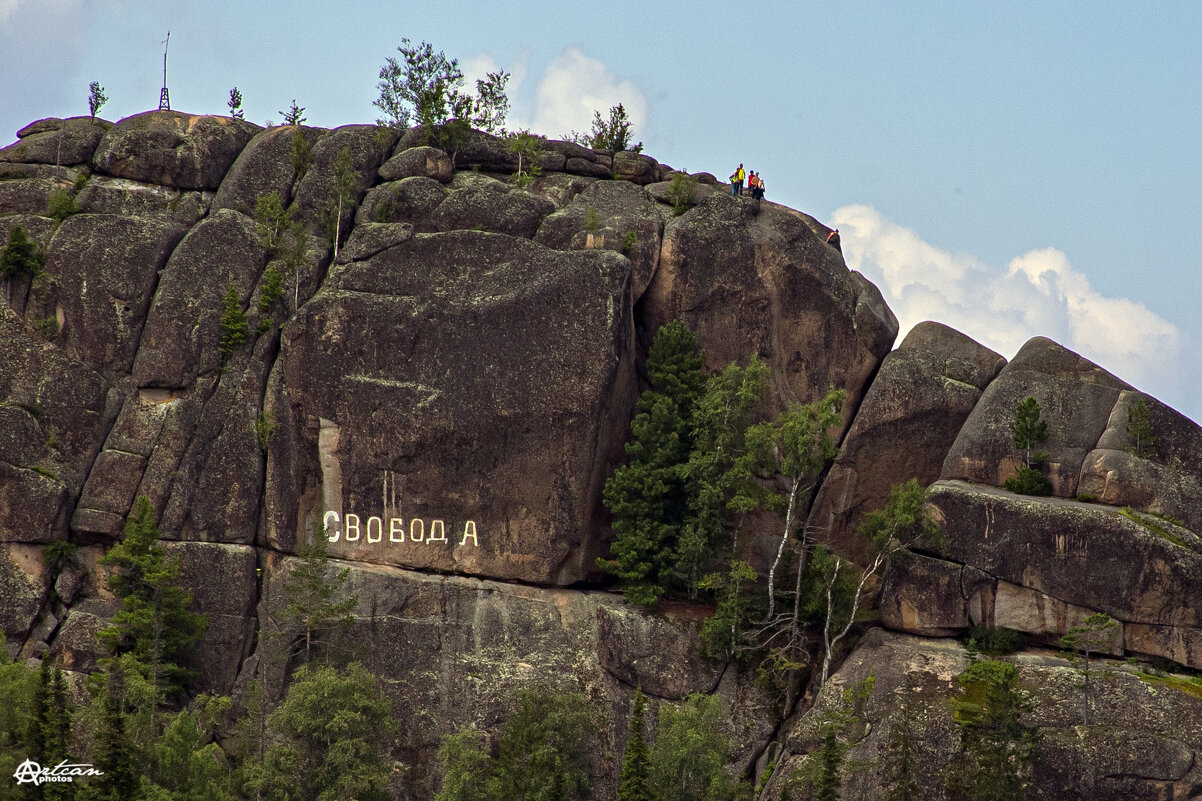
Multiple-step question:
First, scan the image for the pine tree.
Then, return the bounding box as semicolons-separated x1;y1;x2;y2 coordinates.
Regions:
227;86;244;119
599;321;705;606
1;225;45;281
278;538;359;666
617;689;652;801
82;670;139;801
218;286;249;362
1125;398;1156;459
279;100;306;126
88;82;108;119
648;693;745;801
98;496;207;698
243;663;393;801
1011;396;1048;469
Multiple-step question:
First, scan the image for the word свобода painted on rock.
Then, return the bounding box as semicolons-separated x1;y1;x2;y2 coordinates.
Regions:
323;511;479;547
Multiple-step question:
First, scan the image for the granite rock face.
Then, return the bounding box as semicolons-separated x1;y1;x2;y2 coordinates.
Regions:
2;110;1201;801
807;322;1005;557
641;192;898;429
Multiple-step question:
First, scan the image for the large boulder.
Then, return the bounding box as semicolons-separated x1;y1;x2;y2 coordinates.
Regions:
0;116;110;166
941;336;1131;496
354;176;446;230
212;124;324;217
923;480;1202;665
91;111;260;190
75;176;211;225
0;544;49;654
808;322;1005;557
46;214;187;375
640;193;897;430
0;175;76;215
1077;389;1202;532
378;145;453;183
264;231;637;585
534;180;664;297
132;209;267;387
430;176;555;239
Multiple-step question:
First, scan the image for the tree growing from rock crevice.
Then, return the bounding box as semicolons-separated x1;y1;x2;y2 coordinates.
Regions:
569;103;643;153
1059;612;1118;726
1125;398;1156;459
1;225;45;282
1003;396;1051;496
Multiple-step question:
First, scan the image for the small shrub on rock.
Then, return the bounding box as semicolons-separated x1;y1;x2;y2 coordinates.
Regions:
1;225;45;281
1003;463;1052;496
47;189;79;222
218;286;249;363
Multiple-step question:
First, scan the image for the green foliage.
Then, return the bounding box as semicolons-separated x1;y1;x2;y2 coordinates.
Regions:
1125;397;1156;459
218;286;249;363
967;626;1025;656
436;689;595;801
141;695;239;801
698;559;757;660
569;103;643;152
47;188;80;222
1;225;46;281
883;692;922;801
322;145;360;256
599;321;705;607
1011;395;1048;469
88;81;108;118
583;206;600;232
505;130;544;188
668;171;698;216
243;662;394;801
677;355;768;596
279;99;307;126
622;229;638;253
856;478;941;555
32;316;61;341
1003;463;1052;496
617;689;652;801
278;538;358;666
259;265;284;313
1075;493;1098;503
1060;612;1118;725
649;693;746;801
375;38;510;135
944;660;1039;801
98;497;207;699
227;86;244;119
290;129;313;180
255;409;278;454
254;191;295;254
1118;505;1190;547
81;667;141;801
0;649;36;789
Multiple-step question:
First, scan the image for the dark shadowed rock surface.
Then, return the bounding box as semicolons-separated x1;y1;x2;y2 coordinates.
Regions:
47;213;187;375
75;177;211;224
378;144;453;183
212;124;323;217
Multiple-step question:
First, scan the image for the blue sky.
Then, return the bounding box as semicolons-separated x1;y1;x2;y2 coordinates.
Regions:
3;1;1199;423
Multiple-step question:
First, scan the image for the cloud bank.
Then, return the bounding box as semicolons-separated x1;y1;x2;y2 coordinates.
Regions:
530;47;646;139
831;204;1183;397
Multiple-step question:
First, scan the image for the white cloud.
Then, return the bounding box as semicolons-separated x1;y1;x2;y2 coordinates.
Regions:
0;0;17;22
831;204;1184;394
530;47;646;139
462;52;527;100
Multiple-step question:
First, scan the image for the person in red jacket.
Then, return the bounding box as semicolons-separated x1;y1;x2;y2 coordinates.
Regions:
826;228;841;252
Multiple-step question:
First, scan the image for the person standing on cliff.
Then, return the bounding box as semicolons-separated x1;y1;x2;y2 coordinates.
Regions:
730;163;745;196
826;228;841;252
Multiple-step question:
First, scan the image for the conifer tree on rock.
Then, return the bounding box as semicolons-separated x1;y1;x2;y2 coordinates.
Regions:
617;688;652;801
600;320;705;606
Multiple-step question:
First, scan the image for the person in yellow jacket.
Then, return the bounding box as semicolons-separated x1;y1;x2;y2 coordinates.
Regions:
730;163;745;196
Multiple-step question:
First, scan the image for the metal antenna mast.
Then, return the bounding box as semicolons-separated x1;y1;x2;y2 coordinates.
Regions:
158;31;171;111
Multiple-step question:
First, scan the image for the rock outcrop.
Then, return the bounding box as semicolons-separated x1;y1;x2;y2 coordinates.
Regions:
2;108;1199;801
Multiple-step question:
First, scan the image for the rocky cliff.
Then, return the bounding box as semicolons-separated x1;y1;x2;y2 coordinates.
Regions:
2;111;1200;800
